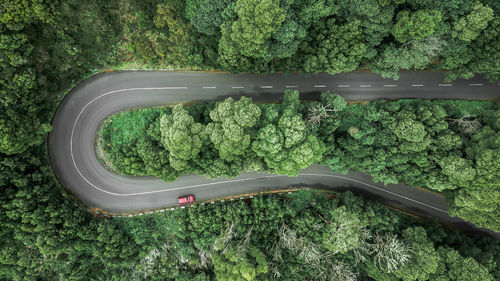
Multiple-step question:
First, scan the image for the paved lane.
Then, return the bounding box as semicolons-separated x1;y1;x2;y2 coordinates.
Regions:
48;71;500;238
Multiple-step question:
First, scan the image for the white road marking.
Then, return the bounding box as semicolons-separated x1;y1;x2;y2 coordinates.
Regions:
261;85;273;88
231;86;244;89
411;84;424;87
337;85;350;88
384;84;397;87
360;85;372;87
469;84;483;86
202;86;216;89
286;85;298;88
438;84;452;87
69;86;448;215
314;85;327;88
152;87;186;89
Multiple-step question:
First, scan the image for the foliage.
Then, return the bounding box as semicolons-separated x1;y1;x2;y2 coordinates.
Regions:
109;190;498;281
103;94;499;233
185;0;231;35
160;104;206;172
252;91;325;176
302;19;367;74
394;226;440;281
372;36;445;80
212;246;269;281
447;109;500;231
206;96;261;161
452;2;494;42
1;0;499;279
392;10;442;43
429;247;493;281
108;0;499;80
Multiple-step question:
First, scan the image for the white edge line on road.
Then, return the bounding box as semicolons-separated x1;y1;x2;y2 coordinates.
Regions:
202;86;216;89
411;84;424;87
438;84;452;87
70;87;448;215
231;86;244;89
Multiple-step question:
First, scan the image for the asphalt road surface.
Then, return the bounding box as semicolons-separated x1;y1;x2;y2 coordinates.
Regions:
48;71;500;238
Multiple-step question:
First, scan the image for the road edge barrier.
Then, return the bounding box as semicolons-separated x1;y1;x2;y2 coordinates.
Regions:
90;188;301;218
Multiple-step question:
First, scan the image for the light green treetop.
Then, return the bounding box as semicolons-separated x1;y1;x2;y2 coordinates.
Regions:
230;0;285;59
429;247;493;281
160;105;206;171
392;10;442;43
395;227;440;281
252;90;325;176
453;2;494;42
206;96;261;161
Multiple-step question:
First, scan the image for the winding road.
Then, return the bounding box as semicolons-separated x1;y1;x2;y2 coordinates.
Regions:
48;71;500;238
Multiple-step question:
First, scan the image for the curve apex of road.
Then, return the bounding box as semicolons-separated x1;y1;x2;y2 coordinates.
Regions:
48;71;500;239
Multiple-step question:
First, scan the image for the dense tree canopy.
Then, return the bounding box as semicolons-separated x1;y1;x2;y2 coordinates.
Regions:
160;104;206;172
102;92;500;233
1;0;499;279
106;190;499;280
119;0;500;80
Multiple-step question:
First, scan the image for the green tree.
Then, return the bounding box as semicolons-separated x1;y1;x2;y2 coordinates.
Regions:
438;155;476;188
452;2;494;42
395;227;440;281
206;96;261;161
0;108;52;155
447;113;500;231
185;0;231;35
160;104;206;172
392;10;442;43
302;19;367;74
228;0;285;59
337;0;394;49
0;0;56;28
252;90;325;176
469;16;500;81
322;206;365;254
373;36;445;80
389;109;431;153
429;247;493;281
212;245;269;281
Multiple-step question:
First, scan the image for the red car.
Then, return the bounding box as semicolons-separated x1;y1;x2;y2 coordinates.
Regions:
178;194;195;204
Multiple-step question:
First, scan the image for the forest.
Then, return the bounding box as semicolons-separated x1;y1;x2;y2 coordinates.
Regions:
101;92;500;233
124;0;500;81
111;190;500;281
0;0;499;280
